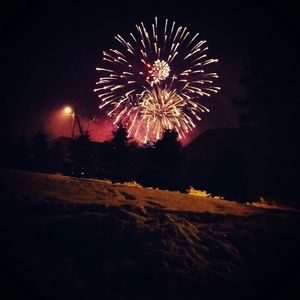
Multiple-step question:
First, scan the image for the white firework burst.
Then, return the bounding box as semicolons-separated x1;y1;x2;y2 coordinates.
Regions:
95;17;220;142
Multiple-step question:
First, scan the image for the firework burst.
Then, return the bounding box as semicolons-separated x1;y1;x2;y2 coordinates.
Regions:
95;17;220;142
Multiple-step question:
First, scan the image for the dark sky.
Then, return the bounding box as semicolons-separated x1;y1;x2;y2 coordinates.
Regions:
1;0;299;141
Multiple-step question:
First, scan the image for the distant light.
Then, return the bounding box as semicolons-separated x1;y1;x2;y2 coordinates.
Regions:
64;106;73;114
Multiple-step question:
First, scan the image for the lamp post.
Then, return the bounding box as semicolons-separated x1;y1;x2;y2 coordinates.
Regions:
62;106;83;138
63;106;74;138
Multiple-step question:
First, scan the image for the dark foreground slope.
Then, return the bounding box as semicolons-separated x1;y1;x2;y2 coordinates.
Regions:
1;170;299;300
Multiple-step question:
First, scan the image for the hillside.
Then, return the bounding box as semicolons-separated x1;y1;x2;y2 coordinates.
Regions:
3;169;259;215
1;169;299;300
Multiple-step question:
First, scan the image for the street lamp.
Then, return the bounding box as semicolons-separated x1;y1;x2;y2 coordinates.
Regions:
63;106;75;137
62;105;83;138
63;106;73;115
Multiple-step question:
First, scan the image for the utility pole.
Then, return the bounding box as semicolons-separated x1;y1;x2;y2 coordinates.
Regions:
71;107;84;138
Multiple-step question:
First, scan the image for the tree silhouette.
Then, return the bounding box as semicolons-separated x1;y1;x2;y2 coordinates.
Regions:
68;131;94;177
233;47;299;202
107;124;137;181
136;140;157;187
233;47;277;127
138;129;186;190
30;130;50;172
111;123;129;150
154;129;183;167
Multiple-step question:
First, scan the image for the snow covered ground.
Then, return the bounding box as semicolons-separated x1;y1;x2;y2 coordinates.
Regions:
3;169;259;216
1;169;299;299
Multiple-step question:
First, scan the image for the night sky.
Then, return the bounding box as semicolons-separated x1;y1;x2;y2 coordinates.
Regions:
1;0;299;142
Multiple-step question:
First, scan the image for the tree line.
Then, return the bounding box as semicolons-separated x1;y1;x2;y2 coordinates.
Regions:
3;121;298;206
3;125;188;192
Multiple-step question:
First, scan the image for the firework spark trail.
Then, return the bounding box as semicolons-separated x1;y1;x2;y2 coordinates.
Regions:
95;18;220;142
138;87;201;140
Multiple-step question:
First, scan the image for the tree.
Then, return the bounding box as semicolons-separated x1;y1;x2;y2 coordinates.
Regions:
233;47;299;202
68;131;94;177
233;47;282;127
107;124;137;181
111;123;129;152
138;129;187;191
154;129;183;168
30;130;50;172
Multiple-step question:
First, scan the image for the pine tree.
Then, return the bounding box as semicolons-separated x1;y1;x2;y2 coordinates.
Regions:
68;131;93;177
111;123;129;151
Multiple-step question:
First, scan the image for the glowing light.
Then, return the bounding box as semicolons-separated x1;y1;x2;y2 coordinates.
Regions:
64;106;73;114
149;60;170;83
138;87;199;140
95;18;220;142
